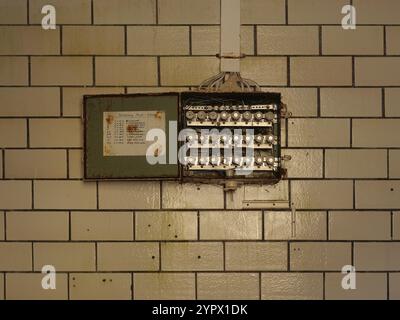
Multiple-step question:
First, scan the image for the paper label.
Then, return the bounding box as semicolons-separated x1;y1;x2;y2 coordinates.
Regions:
103;110;165;156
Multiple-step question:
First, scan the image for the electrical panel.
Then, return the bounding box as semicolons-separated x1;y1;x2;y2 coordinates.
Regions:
180;92;281;184
84;92;283;185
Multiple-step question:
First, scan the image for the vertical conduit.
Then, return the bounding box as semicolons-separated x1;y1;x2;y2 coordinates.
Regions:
220;0;241;73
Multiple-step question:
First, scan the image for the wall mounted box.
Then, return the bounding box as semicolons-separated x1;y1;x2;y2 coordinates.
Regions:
84;92;282;184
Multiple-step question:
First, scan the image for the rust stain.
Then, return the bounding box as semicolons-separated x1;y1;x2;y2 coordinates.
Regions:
155;111;162;119
126;124;137;133
154;145;163;157
105;114;114;125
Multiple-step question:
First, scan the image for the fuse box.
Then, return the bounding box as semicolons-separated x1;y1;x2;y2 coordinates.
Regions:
84;91;283;184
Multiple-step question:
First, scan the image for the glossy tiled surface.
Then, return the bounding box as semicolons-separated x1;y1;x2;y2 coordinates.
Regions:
1;0;399;300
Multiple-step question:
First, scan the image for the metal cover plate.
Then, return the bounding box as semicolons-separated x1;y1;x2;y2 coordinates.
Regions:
84;93;179;180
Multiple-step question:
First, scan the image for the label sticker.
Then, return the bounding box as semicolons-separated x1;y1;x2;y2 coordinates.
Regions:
103;110;165;156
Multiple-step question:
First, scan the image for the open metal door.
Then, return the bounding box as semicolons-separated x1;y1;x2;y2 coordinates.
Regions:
84;93;179;180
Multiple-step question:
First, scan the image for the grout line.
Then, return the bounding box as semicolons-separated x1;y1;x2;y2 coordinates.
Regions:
258;272;261;300
158;242;162;271
391;211;394;240
31;242;34;272
261;210;265;240
69;211;72;241
2;239;400;243
326;211;329;240
131;211;136;241
91;0;94;25
222;241;226;271
95;242;98;271
351;241;354;266
1;53;400;58
157;56;161;86
92;56;96;86
4;211;7;241
254;25;257;56
350;118;353;147
3;272;6;300
3;23;400;27
285;0;288;25
2;149;5;179
197;211;200;240
60;87;63;116
322;272;326;300
124;25;128;56
159;181;162;209
319;26;322;55
5;146;400;151
1;270;399;273
31;180;34;210
96;182;99;210
382;88;386;117
383;26;387;56
59;26;63;56
67;273;70;300
26;0;29;24
60;26;63;55
189;26;192;56
131;273;134;300
1;84;400;88
155;0;159;25
28;56;31;86
223;189;227;210
3;114;400;120
66;149;70;179
132;211;135;241
387;272;390;300
26;119;30;148
194;272;198;299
